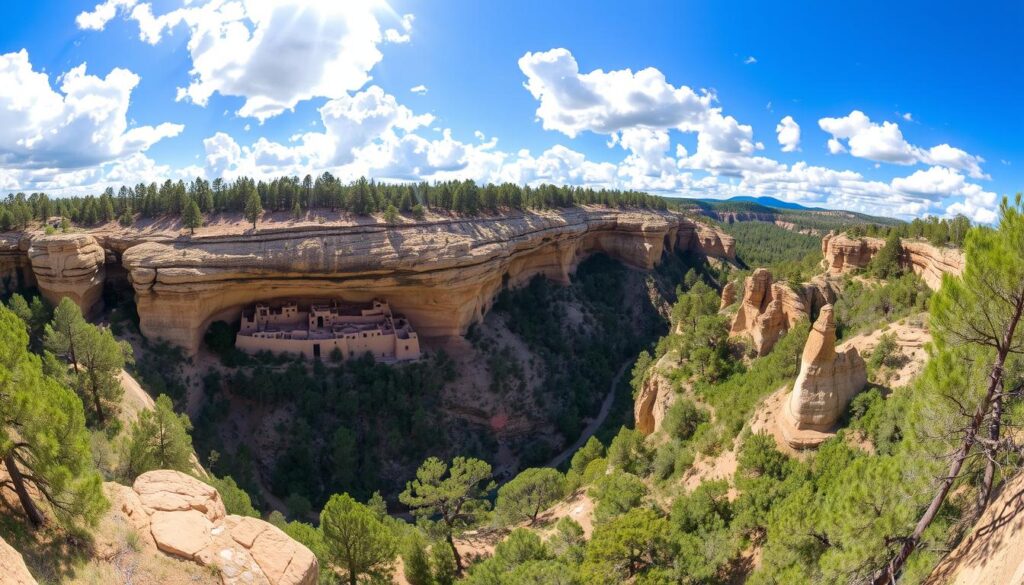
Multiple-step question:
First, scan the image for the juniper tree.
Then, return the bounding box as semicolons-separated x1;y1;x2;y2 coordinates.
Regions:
320;493;397;585
495;467;565;525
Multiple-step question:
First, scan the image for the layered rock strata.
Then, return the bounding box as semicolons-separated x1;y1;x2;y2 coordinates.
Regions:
27;233;106;316
729;268;809;356
116;470;317;585
779;305;867;449
821;232;965;290
120;209;734;354
0;234;34;295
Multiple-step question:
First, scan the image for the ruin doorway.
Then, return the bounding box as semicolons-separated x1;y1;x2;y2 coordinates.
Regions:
313;344;321;358
317;316;324;328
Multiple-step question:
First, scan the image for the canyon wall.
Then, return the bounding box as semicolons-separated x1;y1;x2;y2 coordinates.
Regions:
0;209;734;354
821;232;965;289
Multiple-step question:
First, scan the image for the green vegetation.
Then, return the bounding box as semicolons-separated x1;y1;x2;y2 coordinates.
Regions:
1;178;668;231
723;221;824;282
854;213;971;247
832;273;931;339
320;493;398;585
494;468;566;526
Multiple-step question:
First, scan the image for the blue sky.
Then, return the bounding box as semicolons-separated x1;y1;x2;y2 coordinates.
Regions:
1;0;1020;221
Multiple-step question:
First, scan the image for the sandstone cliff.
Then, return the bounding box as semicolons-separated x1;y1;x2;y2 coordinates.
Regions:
779;305;867;449
719;281;736;309
729;268;809;356
634;353;678;436
27;233;107;316
0;234;34;295
821;232;965;290
114;470;318;585
117;209;733;354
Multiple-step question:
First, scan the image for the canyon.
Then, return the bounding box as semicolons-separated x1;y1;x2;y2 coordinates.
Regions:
0;208;734;354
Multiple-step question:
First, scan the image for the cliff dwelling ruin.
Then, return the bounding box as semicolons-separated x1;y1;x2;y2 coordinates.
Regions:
236;299;421;362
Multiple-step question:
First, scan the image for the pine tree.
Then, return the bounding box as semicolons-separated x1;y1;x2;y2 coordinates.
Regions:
44;297;88;373
320;493;398;585
400;457;494;573
122;394;195;480
0;305;107;528
182;198;203;235
75;324;133;427
495;467;565;525
244;189;263;231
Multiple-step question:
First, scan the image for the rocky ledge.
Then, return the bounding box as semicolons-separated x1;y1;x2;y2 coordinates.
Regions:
117;209;734;353
114;470;318;585
821;232;965;290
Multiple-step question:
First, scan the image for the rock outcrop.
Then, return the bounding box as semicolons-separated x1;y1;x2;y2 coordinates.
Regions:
117;470;317;585
719;281;736;309
635;354;678;435
779;305;867;449
27;233;106;316
729;269;808;356
0;535;37;585
821;232;965;290
0;234;34;295
120;209;734;354
926;470;1024;585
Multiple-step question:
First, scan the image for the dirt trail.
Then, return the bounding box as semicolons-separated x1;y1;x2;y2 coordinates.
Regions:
546;359;633;469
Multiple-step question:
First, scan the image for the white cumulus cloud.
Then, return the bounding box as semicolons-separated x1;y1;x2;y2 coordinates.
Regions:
775;116;800;152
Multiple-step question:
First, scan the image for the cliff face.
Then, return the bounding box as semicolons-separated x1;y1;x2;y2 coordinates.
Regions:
821;233;965;290
121;209;733;354
729;269;809;356
635;354;678;436
0;208;733;354
0;234;34;295
27;233;107;315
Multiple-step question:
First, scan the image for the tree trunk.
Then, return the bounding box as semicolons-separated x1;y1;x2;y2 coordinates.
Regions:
4;452;45;528
90;372;106;426
447;531;463;575
977;386;1004;513
874;293;1024;584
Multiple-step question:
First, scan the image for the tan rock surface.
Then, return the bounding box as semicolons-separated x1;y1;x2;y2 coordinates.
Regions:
120;208;733;354
0;233;35;295
26;233;107;315
635;354;678;436
127;470;317;585
779;305;867;449
821;232;964;290
729;269;809;356
0;535;37;585
926;470;1024;585
719;281;736;309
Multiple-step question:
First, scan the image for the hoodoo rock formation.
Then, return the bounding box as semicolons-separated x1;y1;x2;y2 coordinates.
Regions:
729;268;809;356
119;209;734;354
115;470;318;585
27;233;107;316
821;232;965;290
779;305;867;449
719;281;736;309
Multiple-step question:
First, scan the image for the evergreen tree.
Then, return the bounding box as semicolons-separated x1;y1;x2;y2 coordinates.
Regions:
122;394;195;479
0;306;107;528
182;198;203;235
868;231;904;279
75;324;133;427
495;467;565;526
244;189;263;230
44;297;88;373
320;493;397;585
400;456;494;573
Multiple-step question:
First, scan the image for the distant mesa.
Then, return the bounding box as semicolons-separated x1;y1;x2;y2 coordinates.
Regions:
779;304;867;449
237;298;420;362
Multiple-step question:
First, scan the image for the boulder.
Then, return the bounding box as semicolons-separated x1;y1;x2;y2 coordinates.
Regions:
729;269;808;356
719;281;736;309
129;470;317;585
0;535;37;585
779;305;867;448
